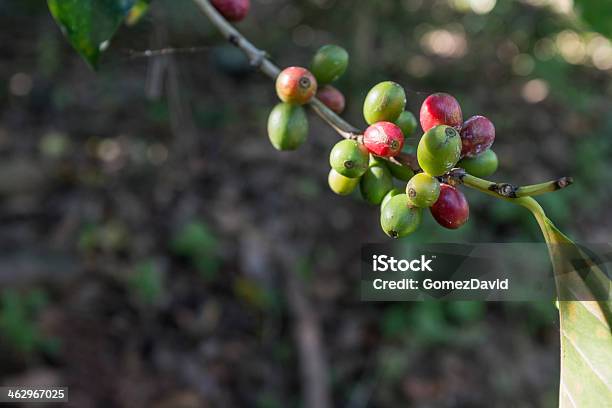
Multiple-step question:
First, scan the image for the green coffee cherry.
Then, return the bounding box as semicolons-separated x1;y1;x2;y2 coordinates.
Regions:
381;188;402;210
267;103;308;151
370;154;413;183
368;154;387;167
363;81;406;125
395;111;418;137
416;125;461;176
329;139;369;178
328;169;359;196
380;194;422;238
406;172;440;208
360;158;393;205
387;161;415;181
310;45;349;85
458;149;498;178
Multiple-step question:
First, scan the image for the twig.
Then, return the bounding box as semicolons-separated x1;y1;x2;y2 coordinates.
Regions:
445;168;574;199
192;0;360;137
514;177;574;197
147;9;198;156
125;46;211;58
309;98;361;137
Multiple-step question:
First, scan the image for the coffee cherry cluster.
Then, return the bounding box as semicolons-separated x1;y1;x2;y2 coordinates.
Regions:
265;45;499;239
326;86;499;239
267;45;348;151
382;92;498;238
379;92;498;238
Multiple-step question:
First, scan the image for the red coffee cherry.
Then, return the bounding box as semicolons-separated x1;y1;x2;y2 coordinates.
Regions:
430;184;469;229
275;67;317;105
460;115;495;157
211;0;250;22
419;93;463;132
316;85;345;114
363;122;404;157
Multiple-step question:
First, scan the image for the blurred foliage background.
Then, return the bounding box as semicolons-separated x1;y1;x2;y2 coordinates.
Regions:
0;0;610;407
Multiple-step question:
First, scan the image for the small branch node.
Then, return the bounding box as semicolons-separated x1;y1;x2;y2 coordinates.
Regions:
557;176;573;189
489;183;518;198
228;34;240;46
450;167;467;180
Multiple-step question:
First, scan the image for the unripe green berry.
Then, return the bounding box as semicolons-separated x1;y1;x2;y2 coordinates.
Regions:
368;154;387;167
406;172;440;208
310;45;349;85
416;125;462;176
395;111;418;137
328;169;359;196
329;139;369;178
267;103;308;151
387;161;415;181
381;188;402;210
370;153;413;181
458;149;498;178
363;81;406;125
380;194;422;238
360;158;393;205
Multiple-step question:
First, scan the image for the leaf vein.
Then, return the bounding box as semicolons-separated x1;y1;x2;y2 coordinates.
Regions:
561;328;611;391
560;380;577;408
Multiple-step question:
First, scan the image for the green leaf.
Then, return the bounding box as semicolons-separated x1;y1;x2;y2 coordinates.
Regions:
573;0;612;38
522;197;612;407
543;221;611;408
47;0;137;68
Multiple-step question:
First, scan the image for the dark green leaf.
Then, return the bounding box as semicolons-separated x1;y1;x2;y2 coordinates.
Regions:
47;0;137;68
